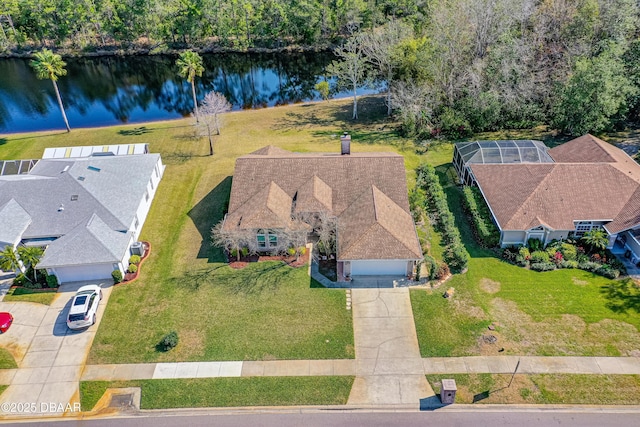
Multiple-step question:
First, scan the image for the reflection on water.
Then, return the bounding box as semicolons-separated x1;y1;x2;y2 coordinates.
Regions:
0;52;373;133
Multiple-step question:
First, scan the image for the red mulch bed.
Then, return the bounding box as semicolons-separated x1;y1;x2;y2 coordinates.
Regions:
121;241;151;284
228;251;309;269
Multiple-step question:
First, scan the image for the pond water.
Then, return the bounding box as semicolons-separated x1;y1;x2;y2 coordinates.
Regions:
0;52;375;134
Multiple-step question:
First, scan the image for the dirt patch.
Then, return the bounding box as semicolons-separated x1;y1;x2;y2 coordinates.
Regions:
571;277;588;286
452;298;487;320
479;278;501;294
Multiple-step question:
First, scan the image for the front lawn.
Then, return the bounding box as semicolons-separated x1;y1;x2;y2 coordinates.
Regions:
80;376;354;410
1;96;412;364
2;287;58;305
412;143;640;357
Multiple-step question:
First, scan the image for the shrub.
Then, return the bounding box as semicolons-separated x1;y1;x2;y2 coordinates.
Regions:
19;275;42;289
608;258;626;273
530;262;556;272
424;255;439;280
518;247;531;260
241;247;249;257
559;260;578;269
46;274;58;288
596;266;620;279
578;261;600;272
416;164;469;272
444;243;469;272
112;270;123;284
158;331;179;352
129;255;141;265
287;247;296;256
127;264;138;273
530;250;550;264
527;238;543;251
298;246;306;255
560;243;577;261
577;253;589;263
230;249;238;258
461;186;500;247
435;262;450;280
552;251;564;264
515;254;528;267
502;246;519;262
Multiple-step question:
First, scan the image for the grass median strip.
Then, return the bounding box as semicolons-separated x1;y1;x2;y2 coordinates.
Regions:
0;348;17;369
80;376;355;411
426;374;640;405
2;287;58;306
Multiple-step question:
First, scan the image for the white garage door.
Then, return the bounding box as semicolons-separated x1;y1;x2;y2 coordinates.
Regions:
350;260;408;276
55;264;114;284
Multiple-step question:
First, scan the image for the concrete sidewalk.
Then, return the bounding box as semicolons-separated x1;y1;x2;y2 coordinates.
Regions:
69;355;640;383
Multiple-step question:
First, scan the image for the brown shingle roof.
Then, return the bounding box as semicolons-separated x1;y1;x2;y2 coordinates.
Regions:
224;181;293;230
338;185;422;260
473;135;640;233
294;175;332;213
224;149;420;260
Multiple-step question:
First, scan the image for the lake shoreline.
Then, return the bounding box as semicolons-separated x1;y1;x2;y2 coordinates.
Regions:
0;42;334;59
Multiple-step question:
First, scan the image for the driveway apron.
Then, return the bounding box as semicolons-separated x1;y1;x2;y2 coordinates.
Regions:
347;287;434;407
0;281;111;416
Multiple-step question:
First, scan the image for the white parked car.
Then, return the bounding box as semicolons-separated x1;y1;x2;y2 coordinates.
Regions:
67;285;102;330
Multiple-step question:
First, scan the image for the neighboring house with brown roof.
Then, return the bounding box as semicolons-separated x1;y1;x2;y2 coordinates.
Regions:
221;137;422;277
455;134;640;262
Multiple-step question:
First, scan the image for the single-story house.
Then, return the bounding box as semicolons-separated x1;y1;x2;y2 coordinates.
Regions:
0;144;164;283
454;134;640;262
222;137;422;277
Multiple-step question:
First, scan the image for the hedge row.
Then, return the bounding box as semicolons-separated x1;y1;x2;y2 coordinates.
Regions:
416;164;469;272
461;186;500;248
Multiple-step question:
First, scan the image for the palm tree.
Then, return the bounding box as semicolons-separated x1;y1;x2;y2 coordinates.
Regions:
176;51;205;122
0;246;21;275
17;246;44;282
581;229;609;253
29;49;71;132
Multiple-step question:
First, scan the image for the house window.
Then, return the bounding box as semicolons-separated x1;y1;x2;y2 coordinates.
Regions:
145;190;149;202
575;221;599;237
150;178;154;190
134;216;140;229
256;230;278;249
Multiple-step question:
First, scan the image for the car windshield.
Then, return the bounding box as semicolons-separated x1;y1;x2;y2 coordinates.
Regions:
73;295;88;306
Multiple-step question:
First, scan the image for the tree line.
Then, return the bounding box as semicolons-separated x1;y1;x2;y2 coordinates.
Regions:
0;0;424;50
327;0;640;136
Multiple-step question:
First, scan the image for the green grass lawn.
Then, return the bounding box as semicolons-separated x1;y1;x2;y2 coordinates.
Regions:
412;142;640;357
0;348;17;369
2;287;58;305
1;96;416;364
426;374;640;405
80;376;354;411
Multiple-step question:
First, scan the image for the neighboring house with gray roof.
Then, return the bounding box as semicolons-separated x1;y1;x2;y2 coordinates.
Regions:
0;147;164;283
222;137;422;278
456;134;640;263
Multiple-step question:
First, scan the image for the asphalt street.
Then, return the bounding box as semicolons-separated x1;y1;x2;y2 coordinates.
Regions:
4;409;640;427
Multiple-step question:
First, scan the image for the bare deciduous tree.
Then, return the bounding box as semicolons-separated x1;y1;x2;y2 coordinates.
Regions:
361;20;411;116
327;34;368;119
211;221;251;261
197;91;232;155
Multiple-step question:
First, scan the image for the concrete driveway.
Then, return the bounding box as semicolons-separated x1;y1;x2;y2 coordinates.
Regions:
0;278;112;417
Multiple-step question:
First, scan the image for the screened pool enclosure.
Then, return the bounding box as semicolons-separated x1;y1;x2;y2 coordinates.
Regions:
453;140;554;185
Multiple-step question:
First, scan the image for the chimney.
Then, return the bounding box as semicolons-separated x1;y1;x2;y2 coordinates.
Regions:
341;132;351;155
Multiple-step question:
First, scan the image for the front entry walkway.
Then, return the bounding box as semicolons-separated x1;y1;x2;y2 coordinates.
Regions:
347;287;434;407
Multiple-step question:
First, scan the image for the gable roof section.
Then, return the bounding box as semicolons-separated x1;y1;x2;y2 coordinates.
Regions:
548;134;617;163
224;181;293;230
338;186;422;260
294;175;333;213
472;162;639;231
0;199;31;246
38;214;131;268
228;152;410;217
